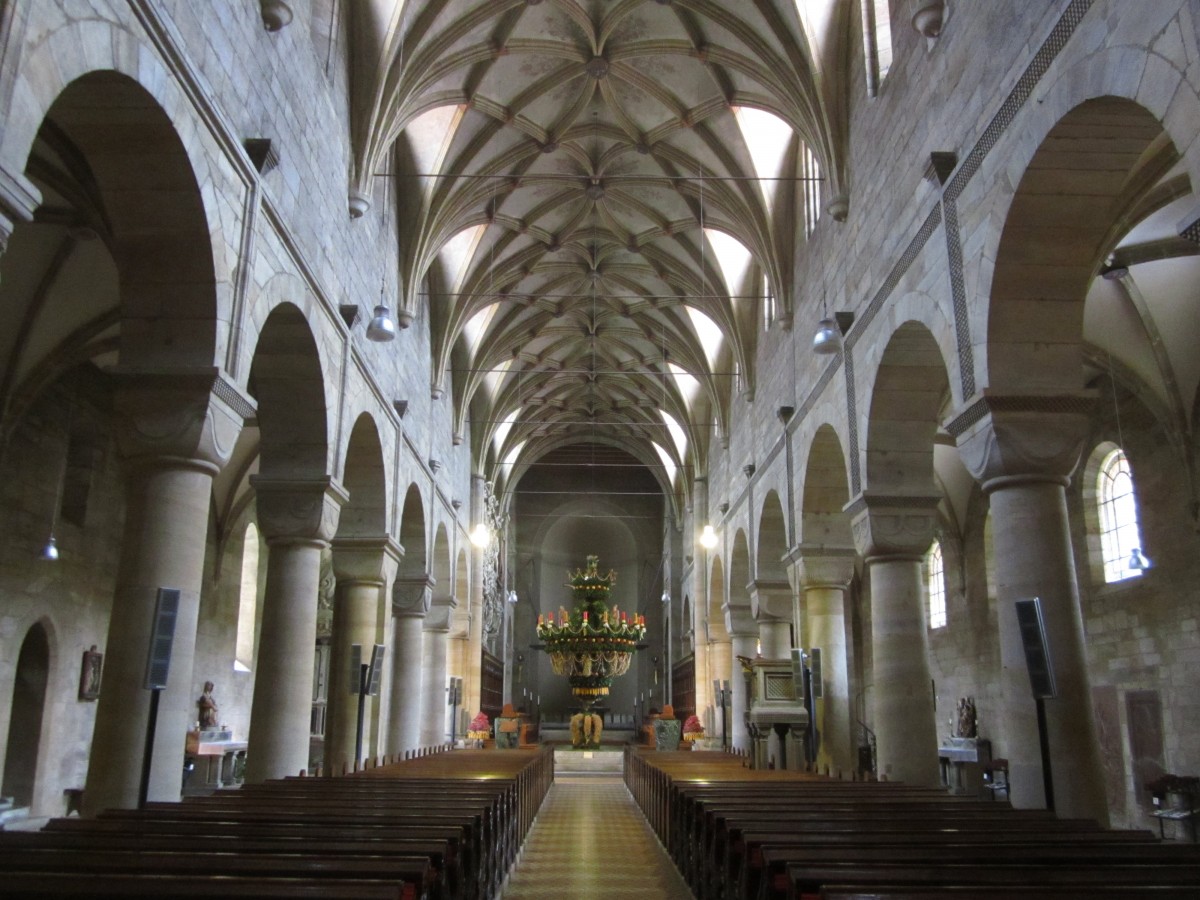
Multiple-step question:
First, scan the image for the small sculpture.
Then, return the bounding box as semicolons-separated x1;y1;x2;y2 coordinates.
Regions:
956;696;977;739
197;681;219;730
570;711;603;748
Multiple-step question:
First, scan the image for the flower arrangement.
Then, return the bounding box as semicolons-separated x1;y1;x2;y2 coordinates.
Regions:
535;555;646;700
467;711;491;741
682;714;705;741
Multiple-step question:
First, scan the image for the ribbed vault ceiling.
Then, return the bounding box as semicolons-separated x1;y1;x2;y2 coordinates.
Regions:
349;0;851;500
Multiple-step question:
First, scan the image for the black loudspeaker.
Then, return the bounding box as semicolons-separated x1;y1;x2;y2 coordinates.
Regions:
1015;598;1057;699
143;588;181;690
350;644;363;694
790;648;805;698
366;644;386;696
809;648;823;699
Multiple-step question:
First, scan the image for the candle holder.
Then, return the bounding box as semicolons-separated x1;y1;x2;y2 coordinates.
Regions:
535;555;646;708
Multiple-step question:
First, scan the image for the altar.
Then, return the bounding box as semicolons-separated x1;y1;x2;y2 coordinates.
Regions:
938;737;991;796
185;730;246;789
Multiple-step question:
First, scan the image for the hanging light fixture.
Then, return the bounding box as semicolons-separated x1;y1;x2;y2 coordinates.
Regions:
368;153;400;341
469;523;491;548
1127;547;1151;571
40;397;74;561
661;590;671;605
813;293;842;354
699;524;718;549
367;282;398;342
507;589;519;604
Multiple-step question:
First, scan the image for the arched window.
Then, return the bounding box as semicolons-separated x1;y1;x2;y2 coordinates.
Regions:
862;0;894;96
235;523;260;671
1097;448;1145;583
762;274;775;331
926;540;946;629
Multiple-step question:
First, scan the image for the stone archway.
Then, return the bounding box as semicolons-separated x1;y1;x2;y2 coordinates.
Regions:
1;622;50;809
753;490;792;658
389;485;429;755
799;424;856;776
244;303;337;783
326;414;394;775
854;321;951;787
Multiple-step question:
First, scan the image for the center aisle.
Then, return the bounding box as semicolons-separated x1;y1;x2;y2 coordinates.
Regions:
502;775;695;899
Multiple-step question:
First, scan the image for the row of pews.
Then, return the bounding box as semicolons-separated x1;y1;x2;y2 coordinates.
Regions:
626;748;1200;900
0;747;553;899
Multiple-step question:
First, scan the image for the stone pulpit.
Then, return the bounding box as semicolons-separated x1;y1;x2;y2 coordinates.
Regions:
743;657;808;771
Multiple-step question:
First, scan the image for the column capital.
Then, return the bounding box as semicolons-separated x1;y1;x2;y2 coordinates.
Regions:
393;573;434;618
112;367;255;473
945;390;1096;487
722;601;758;638
785;544;857;589
251;476;348;546
424;605;454;631
0;163;41;251
331;535;402;584
845;492;939;560
749;579;792;622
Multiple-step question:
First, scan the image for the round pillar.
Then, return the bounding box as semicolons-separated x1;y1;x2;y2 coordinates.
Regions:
420;624;450;746
84;460;217;812
389;612;426;754
951;394;1107;821
987;476;1107;820
83;375;247;813
325;537;399;775
245;477;346;783
850;495;941;787
463;476;486;718
729;632;757;753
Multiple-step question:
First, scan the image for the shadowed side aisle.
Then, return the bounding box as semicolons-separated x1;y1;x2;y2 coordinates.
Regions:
502;775;694;899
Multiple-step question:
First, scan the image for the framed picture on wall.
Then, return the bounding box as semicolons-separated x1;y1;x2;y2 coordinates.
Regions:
79;645;103;701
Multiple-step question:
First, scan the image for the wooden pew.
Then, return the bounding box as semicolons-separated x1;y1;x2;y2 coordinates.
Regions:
4;746;554;900
624;748;1200;900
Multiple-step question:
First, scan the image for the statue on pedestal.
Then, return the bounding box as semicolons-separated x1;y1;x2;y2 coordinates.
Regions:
197;681;219;730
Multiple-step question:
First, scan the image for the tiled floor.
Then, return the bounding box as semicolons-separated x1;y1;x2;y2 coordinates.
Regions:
502;775;695;899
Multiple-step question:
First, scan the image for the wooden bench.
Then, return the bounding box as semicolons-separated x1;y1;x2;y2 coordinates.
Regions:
6;747;553;900
624;747;1200;900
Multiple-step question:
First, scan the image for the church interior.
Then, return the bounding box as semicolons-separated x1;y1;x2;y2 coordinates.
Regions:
2;0;1200;894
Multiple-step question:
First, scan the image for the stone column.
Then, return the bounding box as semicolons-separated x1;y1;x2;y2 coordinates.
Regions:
848;494;941;787
463;475;486;719
245;477;347;783
792;546;857;777
691;479;712;724
83;371;250;813
325;537;400;775
389;575;432;755
750;580;794;658
950;393;1108;822
709;638;732;744
723;603;758;753
421;602;453;746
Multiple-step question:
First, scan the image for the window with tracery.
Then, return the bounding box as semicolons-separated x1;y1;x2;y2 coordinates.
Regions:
1098;448;1145;583
926;540;946;629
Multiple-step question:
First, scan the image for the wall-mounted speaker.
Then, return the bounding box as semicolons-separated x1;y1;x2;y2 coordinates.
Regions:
809;647;823;699
1015;598;1057;699
143;588;181;690
366;644;386;696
